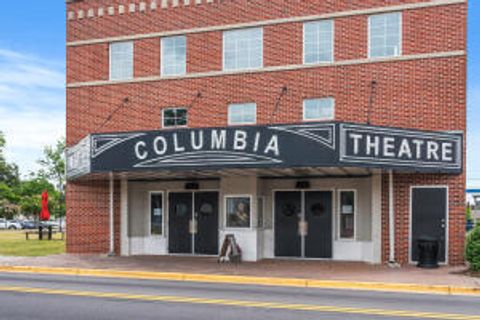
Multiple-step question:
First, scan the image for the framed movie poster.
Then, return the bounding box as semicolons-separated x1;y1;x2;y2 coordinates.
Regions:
225;196;251;228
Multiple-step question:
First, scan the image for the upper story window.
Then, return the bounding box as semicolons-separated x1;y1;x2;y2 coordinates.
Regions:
162;107;188;128
304;20;334;64
303;98;335;121
161;35;187;76
228;103;257;125
223;28;263;71
368;12;402;58
109;41;133;80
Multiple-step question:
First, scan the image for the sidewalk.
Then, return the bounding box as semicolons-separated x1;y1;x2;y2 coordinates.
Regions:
0;254;479;291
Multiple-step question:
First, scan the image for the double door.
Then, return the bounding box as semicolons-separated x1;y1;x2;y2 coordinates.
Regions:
168;192;219;255
275;191;332;258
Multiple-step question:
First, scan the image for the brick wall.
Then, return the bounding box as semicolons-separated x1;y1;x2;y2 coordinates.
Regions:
66;0;467;263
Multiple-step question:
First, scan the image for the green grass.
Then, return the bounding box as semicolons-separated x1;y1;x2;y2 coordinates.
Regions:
0;230;65;257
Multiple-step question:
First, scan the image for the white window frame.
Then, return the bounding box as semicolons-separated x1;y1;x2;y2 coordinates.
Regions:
337;189;357;241
162;107;188;128
148;191;165;237
303;19;334;64
222;27;263;71
224;194;253;229
368;12;402;59
109;41;134;81
302;97;335;121
228;103;257;126
161;35;187;77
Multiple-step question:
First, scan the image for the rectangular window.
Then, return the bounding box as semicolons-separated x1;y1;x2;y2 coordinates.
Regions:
304;20;333;64
339;190;356;239
369;12;401;58
303;98;335;121
223;28;263;71
162;108;188;128
225;196;251;228
109;41;133;80
228;103;256;125
150;192;163;235
161;35;186;76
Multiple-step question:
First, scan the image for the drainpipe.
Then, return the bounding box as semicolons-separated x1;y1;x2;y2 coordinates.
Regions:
108;172;115;256
388;170;397;266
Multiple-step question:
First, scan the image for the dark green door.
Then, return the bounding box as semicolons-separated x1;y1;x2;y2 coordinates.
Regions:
194;192;219;255
411;187;447;263
274;191;302;257
304;191;332;258
168;192;192;254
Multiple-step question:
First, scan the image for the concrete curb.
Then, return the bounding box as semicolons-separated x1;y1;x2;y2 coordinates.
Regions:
0;265;479;296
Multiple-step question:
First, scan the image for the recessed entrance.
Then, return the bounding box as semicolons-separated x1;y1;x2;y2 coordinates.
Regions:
274;190;332;258
168;192;219;255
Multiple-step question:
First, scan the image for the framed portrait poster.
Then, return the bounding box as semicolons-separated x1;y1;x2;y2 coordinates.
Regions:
225;196;251;228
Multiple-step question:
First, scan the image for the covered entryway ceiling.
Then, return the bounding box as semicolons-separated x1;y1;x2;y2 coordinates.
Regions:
73;167;376;181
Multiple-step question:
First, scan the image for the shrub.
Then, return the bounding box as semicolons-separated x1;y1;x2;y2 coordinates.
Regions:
466;224;480;272
466;206;473;222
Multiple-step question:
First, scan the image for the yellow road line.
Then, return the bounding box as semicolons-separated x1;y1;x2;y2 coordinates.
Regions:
0;265;479;297
0;285;479;320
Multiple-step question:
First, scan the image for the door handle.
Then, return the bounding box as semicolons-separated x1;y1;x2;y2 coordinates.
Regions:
189;219;198;234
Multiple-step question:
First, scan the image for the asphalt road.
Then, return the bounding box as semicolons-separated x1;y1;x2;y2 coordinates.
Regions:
0;272;479;320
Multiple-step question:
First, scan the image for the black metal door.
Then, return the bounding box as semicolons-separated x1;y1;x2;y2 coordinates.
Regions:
168;192;192;254
275;191;302;257
194;192;219;255
411;187;447;263
304;191;332;258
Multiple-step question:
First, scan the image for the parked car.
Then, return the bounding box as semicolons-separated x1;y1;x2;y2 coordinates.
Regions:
6;220;22;230
21;220;38;229
0;218;6;229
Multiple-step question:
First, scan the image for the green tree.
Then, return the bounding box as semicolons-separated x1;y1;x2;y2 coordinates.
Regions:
0;131;20;187
37;138;66;218
17;177;57;219
0;131;20;218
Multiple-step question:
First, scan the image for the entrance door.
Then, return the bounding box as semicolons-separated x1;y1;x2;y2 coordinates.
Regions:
274;191;302;257
304;191;332;258
168;192;192;254
194;192;219;255
411;187;447;263
169;191;219;255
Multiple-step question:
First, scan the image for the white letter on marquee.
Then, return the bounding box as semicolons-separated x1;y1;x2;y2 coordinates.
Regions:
383;137;395;157
153;136;167;155
427;141;439;160
442;142;453;161
211;130;226;150
366;135;380;156
412;139;424;159
135;141;148;160
234;131;247;150
398;139;412;159
349;133;363;155
191;131;204;150
264;135;279;156
173;133;185;152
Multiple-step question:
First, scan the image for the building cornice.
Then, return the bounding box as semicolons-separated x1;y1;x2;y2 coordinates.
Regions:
67;50;466;89
67;0;466;47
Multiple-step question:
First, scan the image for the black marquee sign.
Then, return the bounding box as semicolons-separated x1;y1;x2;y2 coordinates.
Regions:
66;122;462;180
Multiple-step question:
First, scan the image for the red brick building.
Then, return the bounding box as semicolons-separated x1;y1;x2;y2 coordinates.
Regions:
66;0;467;265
